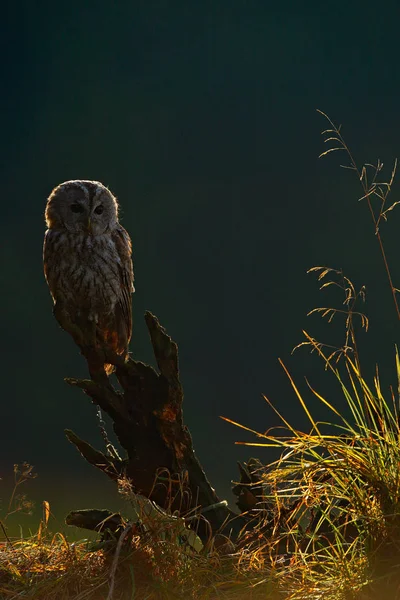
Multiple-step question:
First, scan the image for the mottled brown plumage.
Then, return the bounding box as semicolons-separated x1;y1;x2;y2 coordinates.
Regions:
43;180;134;376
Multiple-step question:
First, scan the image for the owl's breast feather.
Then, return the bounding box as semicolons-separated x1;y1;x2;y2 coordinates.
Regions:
44;229;123;314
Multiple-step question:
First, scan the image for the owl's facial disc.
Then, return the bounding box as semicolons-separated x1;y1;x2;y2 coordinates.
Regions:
88;207;103;235
65;200;91;233
46;180;119;235
88;193;117;235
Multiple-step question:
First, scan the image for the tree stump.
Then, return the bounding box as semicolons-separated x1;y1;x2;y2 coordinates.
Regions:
65;311;247;541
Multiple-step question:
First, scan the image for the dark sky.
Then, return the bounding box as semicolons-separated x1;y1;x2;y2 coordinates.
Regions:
2;0;400;535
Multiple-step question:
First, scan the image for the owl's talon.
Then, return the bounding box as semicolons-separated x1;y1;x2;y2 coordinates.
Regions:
103;347;127;369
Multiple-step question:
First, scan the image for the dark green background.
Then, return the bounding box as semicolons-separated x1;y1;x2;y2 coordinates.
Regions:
2;1;400;535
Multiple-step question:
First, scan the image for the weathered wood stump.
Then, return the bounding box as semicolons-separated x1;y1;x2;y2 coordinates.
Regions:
65;311;247;541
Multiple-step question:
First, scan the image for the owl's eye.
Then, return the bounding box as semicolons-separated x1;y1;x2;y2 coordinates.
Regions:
94;205;104;215
70;203;84;213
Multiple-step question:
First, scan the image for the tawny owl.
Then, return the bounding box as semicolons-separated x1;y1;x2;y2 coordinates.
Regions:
43;180;134;376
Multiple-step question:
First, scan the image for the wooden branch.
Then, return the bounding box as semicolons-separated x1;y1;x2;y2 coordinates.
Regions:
65;379;128;420
65;508;124;534
66;312;248;541
65;429;124;480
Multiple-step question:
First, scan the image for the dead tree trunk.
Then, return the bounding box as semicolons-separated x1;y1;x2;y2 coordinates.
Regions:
65;311;247;541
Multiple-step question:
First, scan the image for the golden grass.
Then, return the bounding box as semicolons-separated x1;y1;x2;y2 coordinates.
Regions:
0;524;282;600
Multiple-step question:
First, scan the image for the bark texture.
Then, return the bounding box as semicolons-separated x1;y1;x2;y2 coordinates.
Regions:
65;311;247;541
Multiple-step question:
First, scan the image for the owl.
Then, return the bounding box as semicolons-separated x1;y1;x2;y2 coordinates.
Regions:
43;180;134;377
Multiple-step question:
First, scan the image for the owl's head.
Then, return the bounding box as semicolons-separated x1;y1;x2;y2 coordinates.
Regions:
45;180;119;235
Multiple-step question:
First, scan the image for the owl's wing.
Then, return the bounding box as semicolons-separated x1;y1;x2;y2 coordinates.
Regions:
43;229;58;299
112;225;134;347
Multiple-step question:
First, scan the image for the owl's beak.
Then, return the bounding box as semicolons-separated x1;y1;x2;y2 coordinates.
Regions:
86;217;92;234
